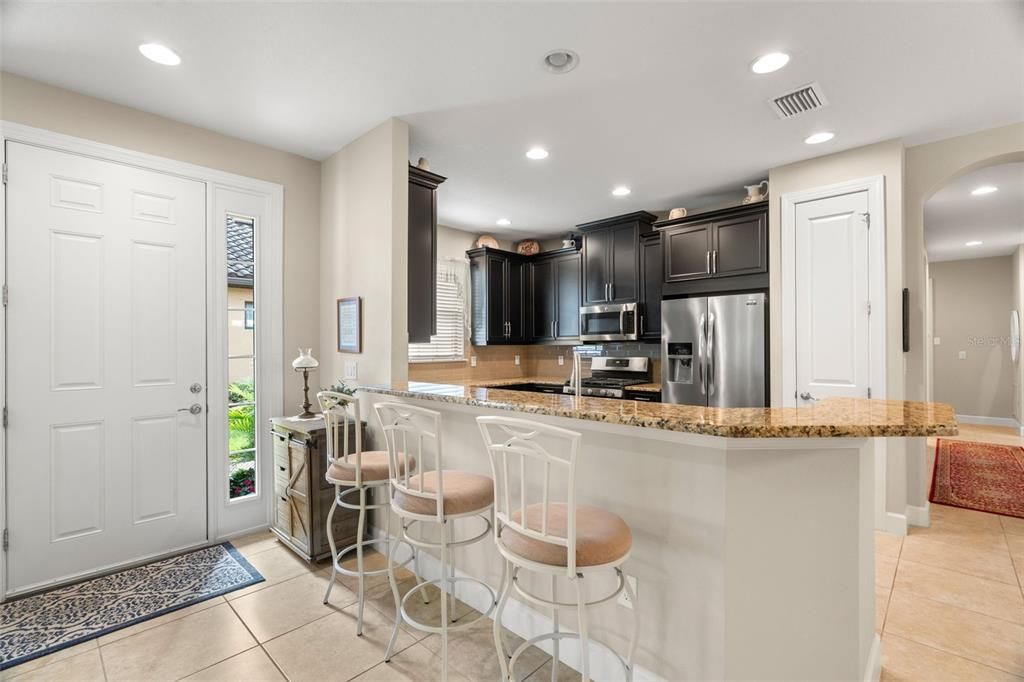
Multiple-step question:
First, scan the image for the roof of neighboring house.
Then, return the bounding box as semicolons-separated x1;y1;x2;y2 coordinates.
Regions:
227;216;254;285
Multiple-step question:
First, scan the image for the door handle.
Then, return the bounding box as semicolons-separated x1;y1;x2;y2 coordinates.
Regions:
609;282;614;300
799;392;819;402
640;314;645;336
178;403;202;415
706;312;716;397
698;313;707;395
706;251;711;275
712;250;718;274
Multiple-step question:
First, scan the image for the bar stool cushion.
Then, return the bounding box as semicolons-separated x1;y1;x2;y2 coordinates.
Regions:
501;503;632;567
393;471;494;516
326;451;413;484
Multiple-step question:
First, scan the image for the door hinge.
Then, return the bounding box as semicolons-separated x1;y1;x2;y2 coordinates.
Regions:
867;301;872;316
2;163;7;185
868;387;873;399
861;212;870;228
2;406;7;429
2;284;8;307
3;529;9;552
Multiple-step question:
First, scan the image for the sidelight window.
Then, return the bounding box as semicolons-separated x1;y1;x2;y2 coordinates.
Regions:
227;214;257;499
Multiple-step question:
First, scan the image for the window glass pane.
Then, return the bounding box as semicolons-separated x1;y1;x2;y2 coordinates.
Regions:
409;259;467;362
227;214;257;500
228;358;255;397
227;308;255;357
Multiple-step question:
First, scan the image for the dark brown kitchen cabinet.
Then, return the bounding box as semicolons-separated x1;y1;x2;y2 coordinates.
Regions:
468;247;526;345
529;248;580;342
408;165;447;343
659;204;767;284
578;212;656;305
639;232;663;341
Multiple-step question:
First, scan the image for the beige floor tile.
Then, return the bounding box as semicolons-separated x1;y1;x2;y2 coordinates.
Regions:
876;585;891;633
525;658;580;682
183;646;285;681
263;602;417;681
1006;532;1024;557
228;530;283;558
4;648;104;682
1002;516;1024;537
894;559;1024;624
99;602;256;681
351;642;473;682
420;616;549;682
96;596;225;646
363;576;451;639
320;547;417;598
229;570;356;642
0;641;97;680
900;534;1019;585
884;591;1024;675
225;545;314;600
876;531;904;559
877;554;898;589
906;522;1011;552
929;504;1006;532
881;633;1024;682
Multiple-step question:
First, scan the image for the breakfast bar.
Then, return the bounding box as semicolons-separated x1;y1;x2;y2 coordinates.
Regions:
359;382;956;682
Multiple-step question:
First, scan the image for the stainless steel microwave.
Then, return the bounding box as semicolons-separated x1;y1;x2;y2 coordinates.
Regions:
579;302;639;342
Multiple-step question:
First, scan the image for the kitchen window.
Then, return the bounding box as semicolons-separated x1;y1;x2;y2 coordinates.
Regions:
409;258;468;362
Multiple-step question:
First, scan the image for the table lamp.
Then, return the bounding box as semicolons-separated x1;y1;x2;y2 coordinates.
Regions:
292;348;319;419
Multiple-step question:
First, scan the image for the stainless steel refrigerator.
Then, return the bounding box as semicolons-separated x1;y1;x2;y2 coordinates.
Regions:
661;293;767;407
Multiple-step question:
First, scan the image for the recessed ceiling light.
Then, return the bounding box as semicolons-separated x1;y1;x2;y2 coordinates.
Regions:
138;43;181;66
612;186;631;197
526;147;549;160
496;218;511;226
965;240;983;246
804;131;835;145
971;185;998;196
543;49;579;74
750;52;790;74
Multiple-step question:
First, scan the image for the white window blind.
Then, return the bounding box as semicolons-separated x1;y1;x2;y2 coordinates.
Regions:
409;258;468;362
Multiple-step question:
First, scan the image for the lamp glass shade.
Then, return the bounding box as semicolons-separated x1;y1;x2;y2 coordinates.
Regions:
292;348;319;370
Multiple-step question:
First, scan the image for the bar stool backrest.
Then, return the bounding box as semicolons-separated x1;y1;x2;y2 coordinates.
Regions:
374;401;445;521
317;391;362;486
476;416;582;576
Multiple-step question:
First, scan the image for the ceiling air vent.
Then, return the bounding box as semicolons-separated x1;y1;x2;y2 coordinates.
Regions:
769;82;828;119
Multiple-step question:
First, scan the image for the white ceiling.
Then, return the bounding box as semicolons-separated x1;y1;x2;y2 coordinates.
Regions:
925;162;1024;263
4;2;1022;238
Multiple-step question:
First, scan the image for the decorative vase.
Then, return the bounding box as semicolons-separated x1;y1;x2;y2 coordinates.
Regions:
743;180;769;204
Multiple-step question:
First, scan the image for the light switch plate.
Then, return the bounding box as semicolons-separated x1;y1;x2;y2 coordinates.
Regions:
514;354;521;366
617;574;638;609
958;351;967;360
470;356;477;367
934;336;941;345
344;360;358;379
558;355;565;366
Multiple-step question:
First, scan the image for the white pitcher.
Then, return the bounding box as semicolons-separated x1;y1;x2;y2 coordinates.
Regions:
743;180;769;203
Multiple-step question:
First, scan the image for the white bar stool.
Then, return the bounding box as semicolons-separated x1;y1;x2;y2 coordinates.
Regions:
477;416;638;682
374;401;499;682
318;391;419;636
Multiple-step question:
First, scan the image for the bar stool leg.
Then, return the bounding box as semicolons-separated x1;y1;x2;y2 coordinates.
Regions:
447;522;457;622
622;569;638;682
355;485;367;636
383;518;405;663
493;561;513;682
574;575;590;682
322;486;340;605
551;575;560;682
440;519;450;682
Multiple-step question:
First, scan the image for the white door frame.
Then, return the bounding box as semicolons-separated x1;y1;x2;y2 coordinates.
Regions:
0;121;283;598
780;175;888;529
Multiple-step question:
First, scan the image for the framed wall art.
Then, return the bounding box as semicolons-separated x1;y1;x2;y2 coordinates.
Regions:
336;296;362;353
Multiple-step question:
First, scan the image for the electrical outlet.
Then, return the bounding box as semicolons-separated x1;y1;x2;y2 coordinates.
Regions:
617;574;638;609
470;356;477;367
514;354;521;366
958;350;967;360
558;355;564;366
344;360;358;379
933;336;941;345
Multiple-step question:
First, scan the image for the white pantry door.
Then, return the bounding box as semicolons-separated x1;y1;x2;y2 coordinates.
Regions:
5;142;208;594
794;190;872;403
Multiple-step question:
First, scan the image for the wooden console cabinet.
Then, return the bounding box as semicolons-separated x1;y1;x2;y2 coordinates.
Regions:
270;416;363;562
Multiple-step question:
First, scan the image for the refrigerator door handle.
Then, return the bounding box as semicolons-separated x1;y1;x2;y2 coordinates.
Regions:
707;312;716;397
698;312;707;395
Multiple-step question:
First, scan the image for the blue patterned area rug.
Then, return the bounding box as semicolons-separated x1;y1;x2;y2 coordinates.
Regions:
0;542;263;670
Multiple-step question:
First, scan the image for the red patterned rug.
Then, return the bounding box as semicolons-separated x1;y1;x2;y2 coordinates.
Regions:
930;439;1024;519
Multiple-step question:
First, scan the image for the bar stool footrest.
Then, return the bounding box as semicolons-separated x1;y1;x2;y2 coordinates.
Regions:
333;537;415;578
398;576;496;635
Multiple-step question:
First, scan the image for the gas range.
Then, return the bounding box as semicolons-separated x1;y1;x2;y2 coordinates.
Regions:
563;357;651;398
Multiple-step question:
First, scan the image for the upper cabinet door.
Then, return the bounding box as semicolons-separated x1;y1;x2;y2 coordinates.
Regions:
554;254;581;338
712;213;767;277
506;257;527;342
582;229;611;305
407;166;445;343
486;254;508;342
664;223;712;282
608;224;638;302
639;234;663;341
530;259;556;340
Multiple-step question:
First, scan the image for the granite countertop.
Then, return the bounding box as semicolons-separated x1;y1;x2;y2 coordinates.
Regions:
361;381;957;439
472;376;662;393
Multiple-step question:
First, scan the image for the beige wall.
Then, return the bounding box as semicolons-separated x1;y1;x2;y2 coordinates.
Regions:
768;140;909;516
930;256;1014;419
319;118;409;390
0;72;321;413
1014;246;1024;425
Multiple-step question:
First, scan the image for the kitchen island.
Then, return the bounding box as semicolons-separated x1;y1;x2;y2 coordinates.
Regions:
359;381;956;682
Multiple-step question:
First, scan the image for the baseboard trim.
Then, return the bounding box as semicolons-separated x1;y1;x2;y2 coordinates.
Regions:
369;526;664;681
883;512;908;537
863;634;882;682
906;504;929;528
955;414;1021;429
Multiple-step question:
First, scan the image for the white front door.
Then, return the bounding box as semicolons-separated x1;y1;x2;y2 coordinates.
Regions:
5;142;208;594
794;190;872;403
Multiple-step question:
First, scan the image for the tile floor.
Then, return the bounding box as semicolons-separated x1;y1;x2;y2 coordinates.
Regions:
4;424;1022;681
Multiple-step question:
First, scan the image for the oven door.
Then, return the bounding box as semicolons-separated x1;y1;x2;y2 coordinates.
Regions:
579;303;638;342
